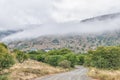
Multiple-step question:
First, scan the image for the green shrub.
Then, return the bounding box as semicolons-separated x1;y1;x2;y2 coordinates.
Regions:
28;54;38;60
45;55;65;66
0;43;8;53
65;53;78;67
58;60;71;68
28;50;46;60
86;46;120;70
77;54;85;65
47;48;72;55
84;54;92;67
0;53;15;70
16;51;28;63
37;54;46;62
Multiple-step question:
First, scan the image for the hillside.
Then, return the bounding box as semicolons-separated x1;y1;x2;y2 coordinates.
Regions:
7;29;120;53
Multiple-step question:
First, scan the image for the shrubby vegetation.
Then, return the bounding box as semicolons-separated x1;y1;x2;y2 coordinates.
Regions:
45;55;65;66
0;43;15;71
85;46;120;70
0;53;15;70
27;46;120;70
0;43;28;80
58;60;71;68
13;49;28;63
28;48;82;68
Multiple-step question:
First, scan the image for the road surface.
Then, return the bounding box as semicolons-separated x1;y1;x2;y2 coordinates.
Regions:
33;66;92;80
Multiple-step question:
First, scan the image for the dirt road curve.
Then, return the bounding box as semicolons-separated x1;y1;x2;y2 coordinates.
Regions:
33;66;92;80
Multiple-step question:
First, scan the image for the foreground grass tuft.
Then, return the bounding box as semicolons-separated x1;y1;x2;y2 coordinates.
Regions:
88;68;120;80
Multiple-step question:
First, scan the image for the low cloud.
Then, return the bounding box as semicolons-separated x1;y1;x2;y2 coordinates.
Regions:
2;16;120;41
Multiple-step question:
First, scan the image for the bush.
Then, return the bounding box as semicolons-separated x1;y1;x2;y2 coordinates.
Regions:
0;53;15;70
37;54;46;62
77;54;85;65
0;43;8;53
84;54;92;67
28;50;46;60
47;48;72;55
15;51;28;63
45;55;65;66
58;60;71;68
28;54;38;60
86;46;120;70
65;53;78;67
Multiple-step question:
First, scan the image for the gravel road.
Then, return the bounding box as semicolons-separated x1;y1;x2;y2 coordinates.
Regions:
33;66;92;80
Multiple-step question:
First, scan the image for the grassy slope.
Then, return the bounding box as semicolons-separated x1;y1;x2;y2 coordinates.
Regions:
5;60;66;80
88;68;120;80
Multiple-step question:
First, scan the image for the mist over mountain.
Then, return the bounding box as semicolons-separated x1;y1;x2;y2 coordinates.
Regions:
81;12;120;22
1;12;120;42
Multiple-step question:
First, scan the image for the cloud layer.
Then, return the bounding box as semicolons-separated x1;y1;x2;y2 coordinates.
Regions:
2;17;120;41
0;0;120;26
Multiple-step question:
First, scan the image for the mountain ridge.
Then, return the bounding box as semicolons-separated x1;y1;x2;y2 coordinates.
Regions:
81;12;120;23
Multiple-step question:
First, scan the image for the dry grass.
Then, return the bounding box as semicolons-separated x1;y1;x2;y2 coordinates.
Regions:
5;60;66;80
88;68;120;80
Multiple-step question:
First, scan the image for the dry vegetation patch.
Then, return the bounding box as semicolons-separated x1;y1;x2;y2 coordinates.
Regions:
6;60;66;80
88;68;120;80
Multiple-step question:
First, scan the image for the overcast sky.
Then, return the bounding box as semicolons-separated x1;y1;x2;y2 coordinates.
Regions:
1;0;120;41
0;0;120;27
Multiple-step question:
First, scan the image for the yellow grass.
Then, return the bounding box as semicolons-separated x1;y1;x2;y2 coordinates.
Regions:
88;68;120;80
5;60;66;80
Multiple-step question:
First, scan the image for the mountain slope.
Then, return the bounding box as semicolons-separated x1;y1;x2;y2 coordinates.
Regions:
81;12;120;23
7;30;120;53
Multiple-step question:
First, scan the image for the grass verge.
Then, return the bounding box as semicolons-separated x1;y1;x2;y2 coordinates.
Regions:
2;60;67;80
88;68;120;80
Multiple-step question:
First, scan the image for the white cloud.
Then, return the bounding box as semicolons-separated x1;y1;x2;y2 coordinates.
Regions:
52;0;120;22
2;17;120;41
0;0;120;27
0;0;55;27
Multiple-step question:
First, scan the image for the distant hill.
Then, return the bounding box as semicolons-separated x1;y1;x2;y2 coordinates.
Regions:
7;29;120;53
81;12;120;23
0;30;22;40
